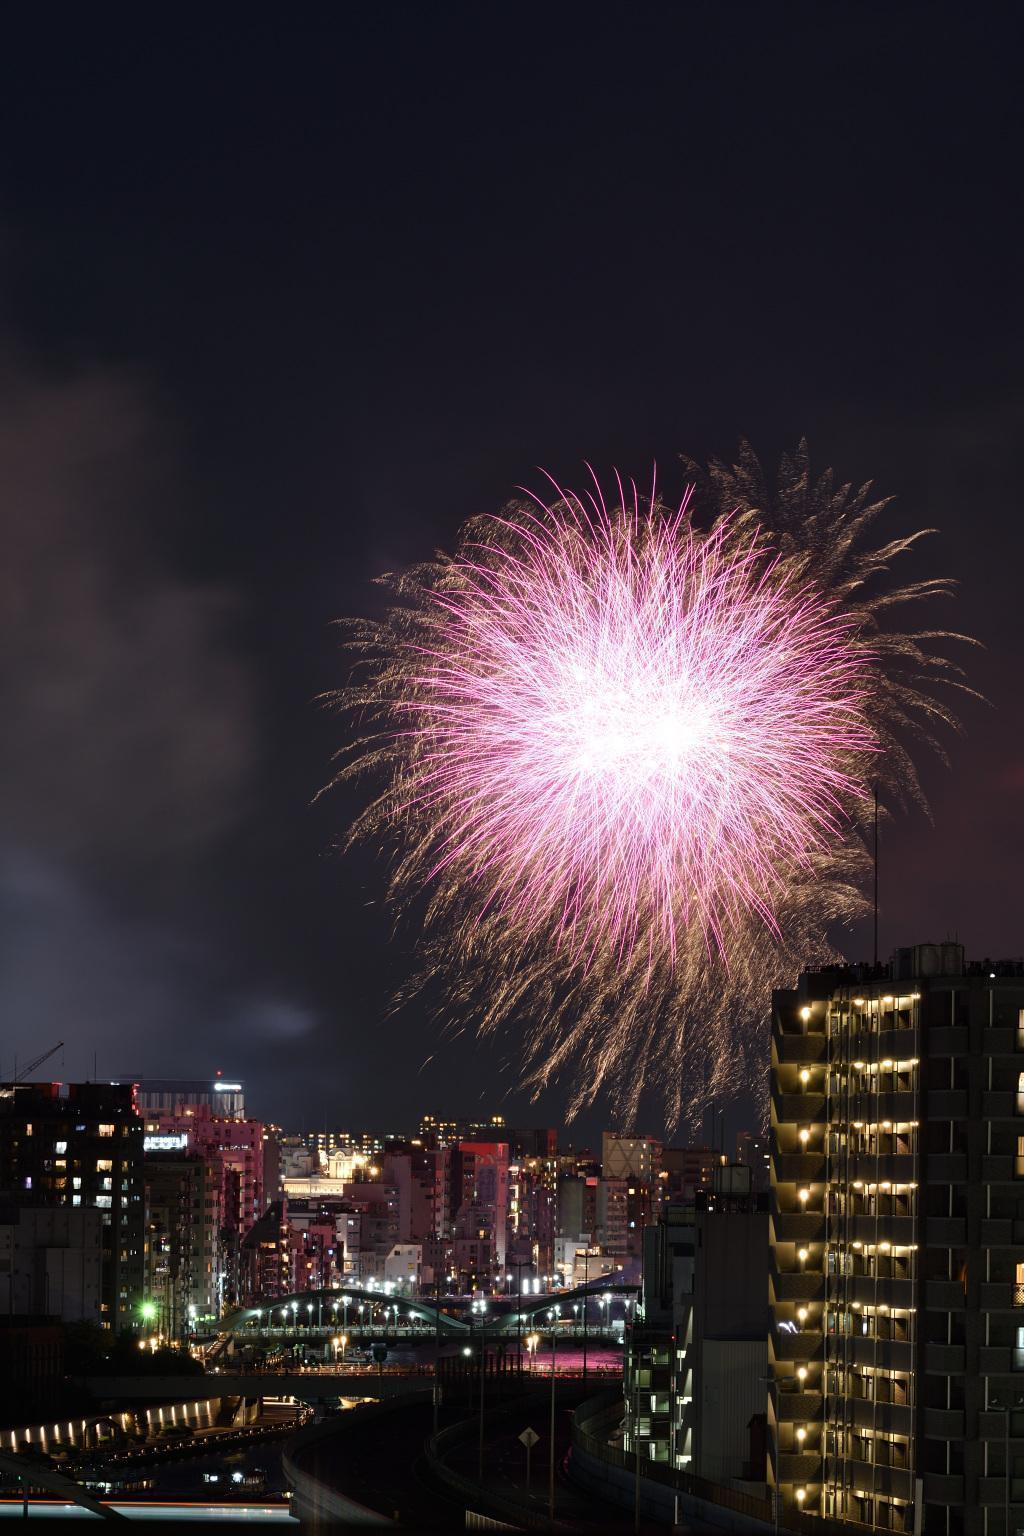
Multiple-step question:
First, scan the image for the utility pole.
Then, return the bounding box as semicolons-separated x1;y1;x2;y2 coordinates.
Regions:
582;1249;589;1385
549;1323;557;1522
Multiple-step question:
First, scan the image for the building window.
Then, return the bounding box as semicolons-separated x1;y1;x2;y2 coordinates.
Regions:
98;1124;115;1137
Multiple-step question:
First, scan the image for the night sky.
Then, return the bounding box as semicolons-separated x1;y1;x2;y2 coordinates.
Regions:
1;8;1021;1145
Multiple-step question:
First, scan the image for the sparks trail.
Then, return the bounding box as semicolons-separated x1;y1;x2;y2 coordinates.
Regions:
325;442;974;1126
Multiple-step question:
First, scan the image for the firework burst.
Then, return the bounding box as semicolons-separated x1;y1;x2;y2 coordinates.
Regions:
326;443;972;1126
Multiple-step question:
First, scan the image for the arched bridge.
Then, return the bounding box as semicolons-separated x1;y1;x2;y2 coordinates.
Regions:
221;1282;638;1340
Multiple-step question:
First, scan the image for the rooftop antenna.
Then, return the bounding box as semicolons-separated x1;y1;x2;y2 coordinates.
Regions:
873;785;879;968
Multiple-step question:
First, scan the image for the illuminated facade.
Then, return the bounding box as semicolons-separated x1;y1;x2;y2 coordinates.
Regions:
770;945;1024;1536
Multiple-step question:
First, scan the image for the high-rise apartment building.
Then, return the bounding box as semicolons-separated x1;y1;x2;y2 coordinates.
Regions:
144;1151;224;1329
0;1081;144;1329
770;944;1024;1536
603;1133;662;1184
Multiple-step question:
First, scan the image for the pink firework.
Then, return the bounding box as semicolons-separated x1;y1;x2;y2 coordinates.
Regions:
381;474;875;967
329;449;970;1125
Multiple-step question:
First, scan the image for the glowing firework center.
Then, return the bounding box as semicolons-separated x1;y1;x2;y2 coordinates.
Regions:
412;496;873;961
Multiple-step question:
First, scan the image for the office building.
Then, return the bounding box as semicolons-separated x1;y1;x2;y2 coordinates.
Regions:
769;944;1024;1536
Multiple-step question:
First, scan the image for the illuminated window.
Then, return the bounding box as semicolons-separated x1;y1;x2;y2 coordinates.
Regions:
98;1124;115;1137
96;1159;113;1172
55;1140;68;1154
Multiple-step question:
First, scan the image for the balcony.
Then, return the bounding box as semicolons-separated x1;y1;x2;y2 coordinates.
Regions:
983;1090;1017;1118
870;1464;916;1500
774;1388;822;1420
928;1089;968;1119
929;1027;968;1057
771;1266;826;1303
773;1211;826;1243
846;1213;916;1246
846;1090;917;1124
773;1149;827;1180
844;1152;917;1184
849;1336;914;1372
772;1328;823;1362
978;1479;1024;1506
982;1154;1015;1182
980;1281;1024;1311
773;1090;826;1125
927;1152;967;1184
924;1407;965;1439
980;1219;1014;1246
925;1342;965;1374
775;1034;827;1064
926;1216;966;1246
979;1411;1024;1441
925;1279;966;1311
848;1397;913;1436
979;1345;1012;1373
776;1451;823;1483
846;1274;916;1311
983;1026;1018;1056
922;1473;964;1506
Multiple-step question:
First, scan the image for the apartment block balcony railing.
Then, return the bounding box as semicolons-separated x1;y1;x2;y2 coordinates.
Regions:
773;1328;824;1362
773;1388;823;1420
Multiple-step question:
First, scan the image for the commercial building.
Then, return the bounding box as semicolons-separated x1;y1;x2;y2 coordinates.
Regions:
769;944;1024;1536
0;1081;144;1329
133;1076;246;1120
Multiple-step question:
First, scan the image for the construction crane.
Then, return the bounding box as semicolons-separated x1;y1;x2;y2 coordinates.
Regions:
14;1041;64;1082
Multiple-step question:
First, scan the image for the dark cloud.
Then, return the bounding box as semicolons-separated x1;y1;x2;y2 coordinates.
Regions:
0;360;251;869
0;346;279;1076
